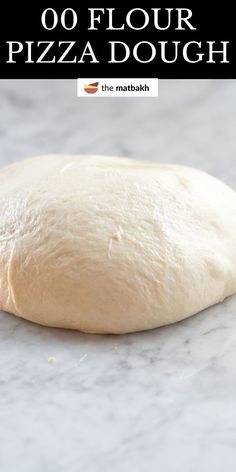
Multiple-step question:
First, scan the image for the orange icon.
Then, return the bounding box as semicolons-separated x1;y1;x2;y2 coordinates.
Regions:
84;82;99;94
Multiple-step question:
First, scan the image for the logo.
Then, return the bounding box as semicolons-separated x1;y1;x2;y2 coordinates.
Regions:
78;79;158;98
84;81;99;94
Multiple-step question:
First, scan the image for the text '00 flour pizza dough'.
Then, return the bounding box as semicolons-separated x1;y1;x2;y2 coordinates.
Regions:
0;154;236;334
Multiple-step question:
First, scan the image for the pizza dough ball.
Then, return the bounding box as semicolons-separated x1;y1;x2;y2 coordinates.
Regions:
0;154;236;334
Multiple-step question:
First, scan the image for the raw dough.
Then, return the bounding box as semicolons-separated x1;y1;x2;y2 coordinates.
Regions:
0;154;236;334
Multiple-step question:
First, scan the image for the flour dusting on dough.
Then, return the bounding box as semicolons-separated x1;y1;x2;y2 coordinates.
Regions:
108;226;124;259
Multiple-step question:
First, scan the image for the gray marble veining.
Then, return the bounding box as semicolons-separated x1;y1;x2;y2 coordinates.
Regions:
0;80;236;472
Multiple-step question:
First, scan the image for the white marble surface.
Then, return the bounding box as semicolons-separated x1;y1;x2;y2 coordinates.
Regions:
1;80;236;471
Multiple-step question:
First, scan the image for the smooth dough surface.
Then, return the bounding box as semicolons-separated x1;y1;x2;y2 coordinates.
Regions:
0;154;236;334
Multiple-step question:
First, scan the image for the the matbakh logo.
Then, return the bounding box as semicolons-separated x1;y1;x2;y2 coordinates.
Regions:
84;82;99;94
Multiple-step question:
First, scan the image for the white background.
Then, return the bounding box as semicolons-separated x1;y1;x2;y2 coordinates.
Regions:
77;78;158;97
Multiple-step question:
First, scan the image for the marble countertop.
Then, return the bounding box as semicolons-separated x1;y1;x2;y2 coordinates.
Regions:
1;80;236;472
